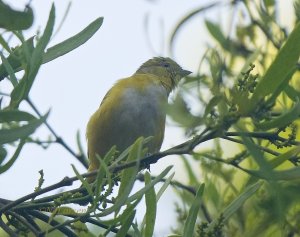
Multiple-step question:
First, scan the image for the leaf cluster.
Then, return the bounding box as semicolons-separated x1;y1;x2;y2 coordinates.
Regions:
168;0;300;236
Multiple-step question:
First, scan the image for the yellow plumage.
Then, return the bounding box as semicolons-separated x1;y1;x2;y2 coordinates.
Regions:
86;57;191;181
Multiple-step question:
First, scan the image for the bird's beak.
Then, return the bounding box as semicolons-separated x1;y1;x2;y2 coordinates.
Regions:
180;69;192;77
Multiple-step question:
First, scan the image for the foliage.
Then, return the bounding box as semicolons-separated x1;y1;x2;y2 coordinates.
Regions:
0;3;175;236
168;0;300;236
0;0;300;237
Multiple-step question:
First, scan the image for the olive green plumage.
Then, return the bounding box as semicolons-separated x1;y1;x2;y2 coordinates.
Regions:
86;57;191;181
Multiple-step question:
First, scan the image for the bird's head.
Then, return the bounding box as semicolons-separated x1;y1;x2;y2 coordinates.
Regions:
135;57;191;93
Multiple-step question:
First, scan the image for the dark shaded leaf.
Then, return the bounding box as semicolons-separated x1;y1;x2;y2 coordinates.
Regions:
0;1;33;30
0;111;49;144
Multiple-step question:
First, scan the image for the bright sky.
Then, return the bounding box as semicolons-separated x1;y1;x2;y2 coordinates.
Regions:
0;0;295;235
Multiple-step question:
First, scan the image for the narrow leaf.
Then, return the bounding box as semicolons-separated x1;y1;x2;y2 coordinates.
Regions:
98;199;141;226
9;4;55;108
0;2;33;30
71;164;93;197
270;146;300;168
0;111;49;144
144;171;157;237
127;165;173;203
156;172;175;200
273;166;300;180
0;139;25;174
255;100;300;130
0;17;103;80
0;37;34;80
183;183;205;237
116;210;136;237
98;137;145;217
208;181;262;231
0;110;36;122
169;2;220;54
242;136;274;179
43;17;103;63
251;23;300;105
0;52;18;86
205;20;227;47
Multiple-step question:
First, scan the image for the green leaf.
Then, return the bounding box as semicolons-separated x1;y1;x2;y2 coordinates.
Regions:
169;2;220;54
255;100;300;130
0;139;25;174
167;93;202;128
156;172;175;200
284;84;300;102
221;181;262;221
242;136;274;179
0;110;36;123
251;23;300;106
116;137;145;208
94;153;112;204
71;164;93;197
10;4;55;108
205;20;227;48
43;17;103;64
0;34;11;52
116;210;136;237
0;52;18;86
0;17;103;81
98;137;145;217
270;166;300;180
0;111;49;144
204;95;222;117
140;172;174;234
0;2;33;30
183;183;205;237
270;146;300;168
180;156;198;185
143;171;157;237
127;165;173;203
98;198;141;226
247;164;300;180
0;37;34;80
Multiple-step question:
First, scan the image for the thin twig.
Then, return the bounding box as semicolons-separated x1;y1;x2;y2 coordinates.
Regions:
225;131;300;146
19;210;42;233
0;176;74;213
28;210;77;237
136;173;196;195
7;210;40;236
0;129;218;214
222;135;280;156
26;97;88;168
0;216;18;237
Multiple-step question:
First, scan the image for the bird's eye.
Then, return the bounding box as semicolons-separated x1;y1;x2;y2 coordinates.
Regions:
163;63;169;68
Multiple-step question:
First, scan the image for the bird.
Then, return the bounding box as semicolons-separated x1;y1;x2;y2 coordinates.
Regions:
86;57;191;182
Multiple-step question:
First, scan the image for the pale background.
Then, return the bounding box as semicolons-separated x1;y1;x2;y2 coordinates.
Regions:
0;0;294;235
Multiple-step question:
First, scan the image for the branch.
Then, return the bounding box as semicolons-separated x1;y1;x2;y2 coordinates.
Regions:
0;216;18;237
85;217;132;237
26;97;88;168
0;128;218;214
110;128;218;173
225;131;300;146
27;210;77;237
7;210;40;236
0;176;74;213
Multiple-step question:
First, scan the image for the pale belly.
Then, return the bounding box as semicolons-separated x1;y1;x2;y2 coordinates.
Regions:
104;86;167;154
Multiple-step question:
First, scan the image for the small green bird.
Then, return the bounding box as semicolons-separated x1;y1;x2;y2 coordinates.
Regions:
86;57;191;181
